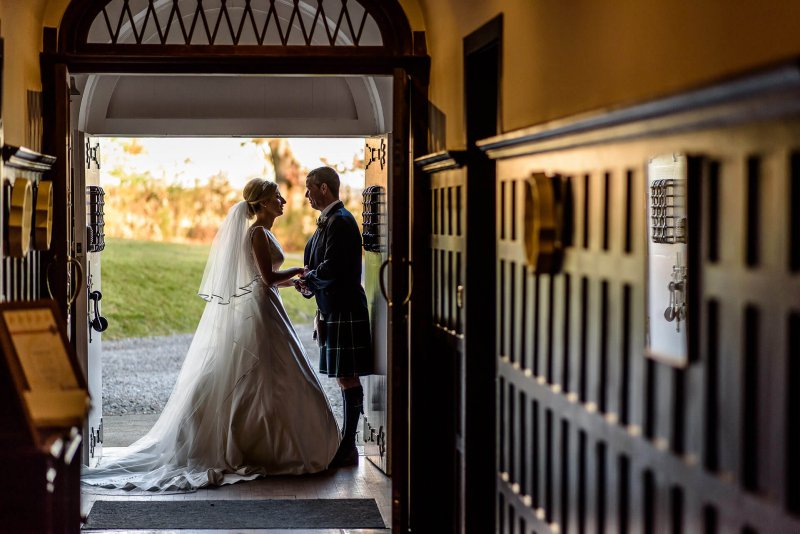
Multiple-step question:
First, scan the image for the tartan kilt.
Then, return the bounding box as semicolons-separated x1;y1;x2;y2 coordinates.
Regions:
317;310;373;377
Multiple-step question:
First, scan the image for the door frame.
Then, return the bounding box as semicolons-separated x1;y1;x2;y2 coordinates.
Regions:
462;15;502;533
40;4;429;531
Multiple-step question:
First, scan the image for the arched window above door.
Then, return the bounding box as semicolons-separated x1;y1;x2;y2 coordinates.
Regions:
60;0;412;55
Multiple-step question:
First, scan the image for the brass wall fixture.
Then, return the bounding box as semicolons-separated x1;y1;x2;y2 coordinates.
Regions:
523;172;567;273
8;178;33;258
1;146;57;259
33;181;53;251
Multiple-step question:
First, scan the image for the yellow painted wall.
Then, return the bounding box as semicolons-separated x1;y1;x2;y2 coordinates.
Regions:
4;0;800;151
397;0;424;32
418;0;800;149
20;0;420;149
1;0;49;147
42;0;68;28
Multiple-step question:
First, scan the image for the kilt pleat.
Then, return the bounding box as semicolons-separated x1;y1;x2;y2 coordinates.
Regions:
318;311;373;377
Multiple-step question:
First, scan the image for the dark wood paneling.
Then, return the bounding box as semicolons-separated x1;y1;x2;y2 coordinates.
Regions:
487;64;800;534
412;145;465;534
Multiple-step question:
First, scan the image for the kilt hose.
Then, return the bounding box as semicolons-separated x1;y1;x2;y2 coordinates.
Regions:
316;310;374;378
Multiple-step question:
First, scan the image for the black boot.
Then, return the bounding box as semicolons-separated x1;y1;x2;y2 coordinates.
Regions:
330;385;363;467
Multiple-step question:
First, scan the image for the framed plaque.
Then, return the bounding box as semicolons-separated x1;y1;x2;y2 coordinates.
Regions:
0;301;89;432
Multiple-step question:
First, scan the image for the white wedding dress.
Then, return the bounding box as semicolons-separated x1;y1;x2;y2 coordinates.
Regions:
82;202;340;491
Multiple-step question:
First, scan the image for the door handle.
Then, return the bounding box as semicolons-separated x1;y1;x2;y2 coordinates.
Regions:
67;256;84;306
46;255;84;306
379;257;391;306
378;257;414;308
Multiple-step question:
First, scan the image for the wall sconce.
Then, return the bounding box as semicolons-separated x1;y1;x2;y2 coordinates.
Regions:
524;172;567;274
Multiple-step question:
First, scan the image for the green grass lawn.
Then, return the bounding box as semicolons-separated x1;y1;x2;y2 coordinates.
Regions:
100;238;316;340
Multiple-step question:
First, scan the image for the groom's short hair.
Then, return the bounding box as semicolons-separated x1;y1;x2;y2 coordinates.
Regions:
307;166;340;198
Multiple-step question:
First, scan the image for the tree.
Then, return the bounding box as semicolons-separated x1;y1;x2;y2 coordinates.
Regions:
245;138;312;251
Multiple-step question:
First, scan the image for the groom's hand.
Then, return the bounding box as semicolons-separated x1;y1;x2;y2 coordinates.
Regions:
293;277;312;296
293;266;313;297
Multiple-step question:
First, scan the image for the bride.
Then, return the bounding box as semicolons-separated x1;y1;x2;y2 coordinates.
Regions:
82;178;340;491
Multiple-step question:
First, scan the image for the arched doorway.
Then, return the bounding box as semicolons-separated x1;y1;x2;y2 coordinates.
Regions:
42;1;428;530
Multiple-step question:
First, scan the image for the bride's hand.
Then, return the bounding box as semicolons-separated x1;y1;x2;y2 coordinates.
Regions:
293;278;311;295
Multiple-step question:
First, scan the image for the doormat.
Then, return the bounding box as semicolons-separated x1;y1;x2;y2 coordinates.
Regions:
84;499;386;529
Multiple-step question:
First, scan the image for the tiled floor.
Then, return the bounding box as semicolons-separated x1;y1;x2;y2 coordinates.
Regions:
81;447;391;533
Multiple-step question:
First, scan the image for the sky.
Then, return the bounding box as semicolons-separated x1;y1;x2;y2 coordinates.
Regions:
98;137;365;189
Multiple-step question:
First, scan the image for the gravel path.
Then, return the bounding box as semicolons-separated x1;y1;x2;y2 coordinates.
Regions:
101;325;343;427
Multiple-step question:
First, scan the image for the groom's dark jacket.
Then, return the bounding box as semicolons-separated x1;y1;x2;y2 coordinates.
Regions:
303;201;368;315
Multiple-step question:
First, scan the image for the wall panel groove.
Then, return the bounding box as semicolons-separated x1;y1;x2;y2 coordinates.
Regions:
490;100;800;532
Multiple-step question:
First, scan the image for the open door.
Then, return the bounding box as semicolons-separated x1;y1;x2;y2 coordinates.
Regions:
42;64;77;324
73;131;104;466
362;135;390;474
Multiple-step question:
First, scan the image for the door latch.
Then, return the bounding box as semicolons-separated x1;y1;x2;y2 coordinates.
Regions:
88;290;109;333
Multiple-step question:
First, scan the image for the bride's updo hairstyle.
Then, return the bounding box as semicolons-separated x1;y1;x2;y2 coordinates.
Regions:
243;178;278;218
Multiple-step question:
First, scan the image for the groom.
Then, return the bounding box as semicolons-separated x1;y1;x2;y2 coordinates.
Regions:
297;166;373;468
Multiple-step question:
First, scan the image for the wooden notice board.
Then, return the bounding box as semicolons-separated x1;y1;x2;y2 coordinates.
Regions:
0;300;88;445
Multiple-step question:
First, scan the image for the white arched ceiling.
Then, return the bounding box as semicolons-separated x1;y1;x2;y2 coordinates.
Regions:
76;74;392;136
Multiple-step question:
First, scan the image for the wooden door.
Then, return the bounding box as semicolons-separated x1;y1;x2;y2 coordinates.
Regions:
409;152;466;533
0;36;4;293
44;64;73;322
432;166;466;530
363;135;390;474
73;132;103;466
388;67;412;532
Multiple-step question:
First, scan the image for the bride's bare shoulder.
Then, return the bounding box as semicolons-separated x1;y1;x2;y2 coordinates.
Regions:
248;225;269;244
250;226;282;247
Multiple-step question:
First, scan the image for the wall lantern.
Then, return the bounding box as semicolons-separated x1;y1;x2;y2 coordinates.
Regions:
86;186;106;253
362;185;386;253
